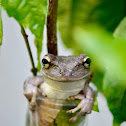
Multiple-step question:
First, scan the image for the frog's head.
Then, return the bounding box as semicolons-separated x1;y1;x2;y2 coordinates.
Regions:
42;54;91;81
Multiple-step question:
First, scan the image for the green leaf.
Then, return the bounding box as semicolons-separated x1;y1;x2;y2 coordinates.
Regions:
113;122;120;126
85;0;125;32
2;0;47;70
113;17;126;41
55;109;85;126
92;95;99;112
92;70;104;92
34;37;43;71
103;73;126;125
0;0;2;46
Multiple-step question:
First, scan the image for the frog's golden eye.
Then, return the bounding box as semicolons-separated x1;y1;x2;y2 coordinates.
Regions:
42;56;51;69
83;56;91;68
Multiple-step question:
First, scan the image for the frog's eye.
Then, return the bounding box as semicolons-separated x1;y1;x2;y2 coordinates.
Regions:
83;56;91;68
42;56;51;69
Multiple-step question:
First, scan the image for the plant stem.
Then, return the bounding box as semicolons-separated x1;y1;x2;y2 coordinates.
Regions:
20;25;37;76
47;0;58;55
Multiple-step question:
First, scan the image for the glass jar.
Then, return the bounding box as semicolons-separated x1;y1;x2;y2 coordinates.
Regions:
29;95;88;126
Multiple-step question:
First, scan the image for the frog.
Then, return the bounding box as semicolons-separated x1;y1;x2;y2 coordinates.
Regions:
24;53;95;123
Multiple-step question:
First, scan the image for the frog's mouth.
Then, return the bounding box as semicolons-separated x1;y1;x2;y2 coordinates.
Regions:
42;70;91;82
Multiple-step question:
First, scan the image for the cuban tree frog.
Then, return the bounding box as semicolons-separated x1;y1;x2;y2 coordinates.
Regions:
24;54;94;123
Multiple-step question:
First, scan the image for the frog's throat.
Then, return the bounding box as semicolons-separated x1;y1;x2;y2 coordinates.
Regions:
40;77;87;99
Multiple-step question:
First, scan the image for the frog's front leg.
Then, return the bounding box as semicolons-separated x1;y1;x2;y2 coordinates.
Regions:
24;76;44;111
67;84;95;123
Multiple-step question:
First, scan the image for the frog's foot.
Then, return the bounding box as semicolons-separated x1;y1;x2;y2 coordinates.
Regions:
66;94;94;123
67;94;84;101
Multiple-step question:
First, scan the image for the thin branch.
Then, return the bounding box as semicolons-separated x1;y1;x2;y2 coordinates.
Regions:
47;0;58;55
20;25;37;76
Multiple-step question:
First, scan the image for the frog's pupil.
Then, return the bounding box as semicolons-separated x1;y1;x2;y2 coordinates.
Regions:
85;58;91;65
42;58;49;64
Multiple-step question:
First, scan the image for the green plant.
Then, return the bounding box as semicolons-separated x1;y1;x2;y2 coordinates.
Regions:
0;0;126;126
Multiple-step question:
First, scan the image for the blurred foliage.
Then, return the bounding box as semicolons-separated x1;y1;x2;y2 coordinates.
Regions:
73;26;126;84
0;0;2;45
57;0;126;50
58;0;126;125
1;0;47;70
103;74;126;124
114;17;126;41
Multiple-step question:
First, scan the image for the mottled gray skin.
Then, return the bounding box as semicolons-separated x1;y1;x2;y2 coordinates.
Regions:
24;54;95;123
42;54;91;81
